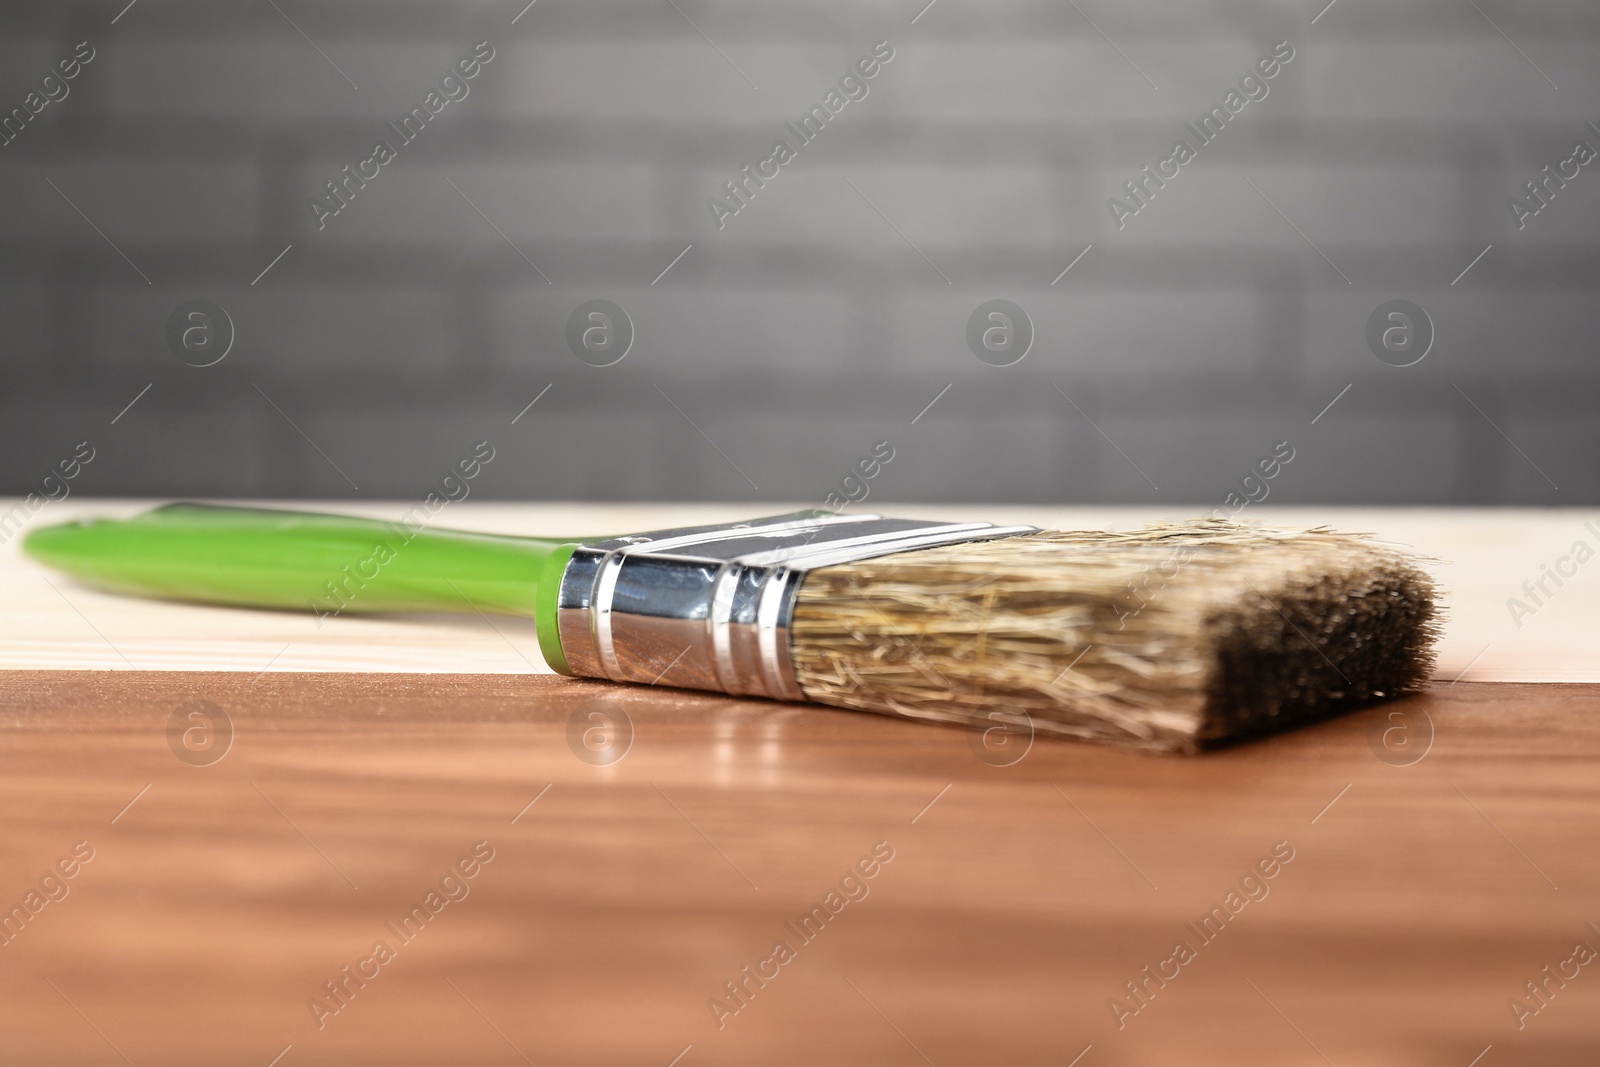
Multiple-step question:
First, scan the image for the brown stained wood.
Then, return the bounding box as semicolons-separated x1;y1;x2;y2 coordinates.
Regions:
1;672;1598;1065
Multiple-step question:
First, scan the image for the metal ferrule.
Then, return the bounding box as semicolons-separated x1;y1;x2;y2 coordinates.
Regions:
555;512;1037;701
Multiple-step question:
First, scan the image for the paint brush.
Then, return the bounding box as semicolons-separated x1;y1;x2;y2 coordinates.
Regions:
23;504;1439;752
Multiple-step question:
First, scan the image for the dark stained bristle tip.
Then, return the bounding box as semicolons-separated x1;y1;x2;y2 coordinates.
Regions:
789;520;1441;753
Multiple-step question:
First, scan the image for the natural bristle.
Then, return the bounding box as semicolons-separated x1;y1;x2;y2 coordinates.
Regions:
789;520;1441;753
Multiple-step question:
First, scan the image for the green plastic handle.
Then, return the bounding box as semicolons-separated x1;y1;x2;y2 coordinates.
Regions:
22;504;583;673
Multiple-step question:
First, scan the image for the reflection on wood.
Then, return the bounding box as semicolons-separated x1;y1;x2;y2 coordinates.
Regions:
0;672;1595;1065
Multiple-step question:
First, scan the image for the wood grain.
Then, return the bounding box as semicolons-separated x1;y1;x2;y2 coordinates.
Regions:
1;671;1597;1065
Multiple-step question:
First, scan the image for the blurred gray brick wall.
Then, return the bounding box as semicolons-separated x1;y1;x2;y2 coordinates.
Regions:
2;0;1597;506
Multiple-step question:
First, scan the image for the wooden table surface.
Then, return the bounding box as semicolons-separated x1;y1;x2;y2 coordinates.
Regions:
3;502;1599;1064
3;673;1598;1066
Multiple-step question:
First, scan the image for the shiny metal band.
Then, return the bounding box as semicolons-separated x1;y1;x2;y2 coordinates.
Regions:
555;512;1037;701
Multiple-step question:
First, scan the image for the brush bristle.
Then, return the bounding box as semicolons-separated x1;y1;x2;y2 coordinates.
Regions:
789;520;1441;753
